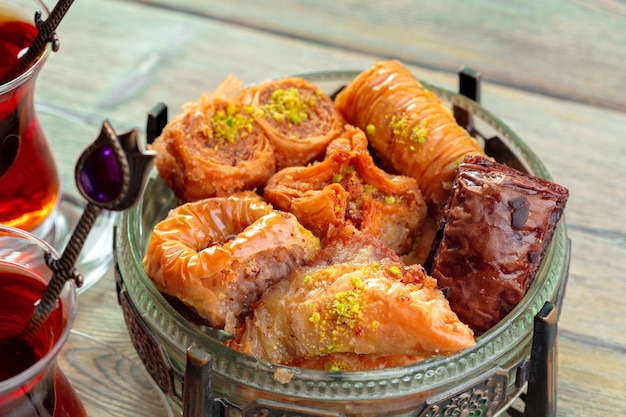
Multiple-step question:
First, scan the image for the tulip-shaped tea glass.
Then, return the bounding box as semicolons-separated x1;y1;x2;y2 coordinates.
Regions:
0;224;87;417
0;0;115;291
0;0;58;234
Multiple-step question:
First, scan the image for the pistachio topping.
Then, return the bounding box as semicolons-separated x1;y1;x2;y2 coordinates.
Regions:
262;87;316;124
390;114;427;145
325;363;342;372
309;311;321;324
210;103;254;143
305;268;370;353
388;265;402;275
363;184;378;194
331;275;365;329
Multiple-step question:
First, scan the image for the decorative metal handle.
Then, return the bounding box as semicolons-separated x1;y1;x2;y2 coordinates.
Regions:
22;120;155;340
21;203;100;340
453;66;482;134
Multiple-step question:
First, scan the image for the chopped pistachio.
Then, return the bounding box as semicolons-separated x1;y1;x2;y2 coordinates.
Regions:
262;87;314;124
326;364;341;372
309;311;321;324
389;265;402;275
210;105;254;143
390;114;428;145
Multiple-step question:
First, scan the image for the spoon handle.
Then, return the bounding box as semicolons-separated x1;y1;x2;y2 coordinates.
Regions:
22;120;155;341
0;0;75;84
21;202;100;340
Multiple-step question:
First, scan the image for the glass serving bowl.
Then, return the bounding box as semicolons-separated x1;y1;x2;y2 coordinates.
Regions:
114;71;571;417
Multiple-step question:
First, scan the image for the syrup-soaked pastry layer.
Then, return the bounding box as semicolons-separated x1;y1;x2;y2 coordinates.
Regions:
228;225;475;369
151;75;276;202
427;155;569;333
264;125;427;256
143;191;321;333
244;76;345;169
334;60;486;212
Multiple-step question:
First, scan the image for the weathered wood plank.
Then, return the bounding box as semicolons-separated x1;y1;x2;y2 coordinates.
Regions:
558;337;626;415
126;0;626;111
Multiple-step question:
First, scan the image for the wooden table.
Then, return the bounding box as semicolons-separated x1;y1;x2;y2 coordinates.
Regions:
32;0;625;415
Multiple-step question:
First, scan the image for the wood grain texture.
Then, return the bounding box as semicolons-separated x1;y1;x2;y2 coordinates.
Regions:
25;0;626;415
558;336;626;415
128;0;626;111
59;329;172;416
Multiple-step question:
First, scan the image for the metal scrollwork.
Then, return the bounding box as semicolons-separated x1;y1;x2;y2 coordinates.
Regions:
120;290;176;397
413;369;509;417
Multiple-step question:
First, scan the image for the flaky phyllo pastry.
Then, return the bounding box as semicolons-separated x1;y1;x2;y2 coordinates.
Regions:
335;60;486;212
143;191;321;333
264;125;427;256
151;75;344;202
228;226;475;370
244;76;345;169
151;75;276;202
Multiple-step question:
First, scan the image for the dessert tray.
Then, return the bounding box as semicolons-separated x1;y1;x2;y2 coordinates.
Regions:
114;68;571;417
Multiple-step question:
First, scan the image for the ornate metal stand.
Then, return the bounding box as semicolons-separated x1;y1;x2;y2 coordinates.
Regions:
117;69;570;417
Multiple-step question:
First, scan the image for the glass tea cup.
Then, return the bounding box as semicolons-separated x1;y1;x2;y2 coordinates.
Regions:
0;225;86;417
0;0;60;236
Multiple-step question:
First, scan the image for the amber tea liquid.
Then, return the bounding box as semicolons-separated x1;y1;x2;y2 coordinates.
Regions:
0;263;87;417
0;6;60;233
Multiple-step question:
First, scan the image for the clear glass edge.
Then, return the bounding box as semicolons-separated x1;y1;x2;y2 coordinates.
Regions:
0;225;77;392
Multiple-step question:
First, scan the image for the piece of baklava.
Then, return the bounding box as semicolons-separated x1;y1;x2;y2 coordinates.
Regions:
228;225;475;369
426;155;569;333
151;75;276;202
264;125;426;255
245;76;345;169
335;60;486;212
